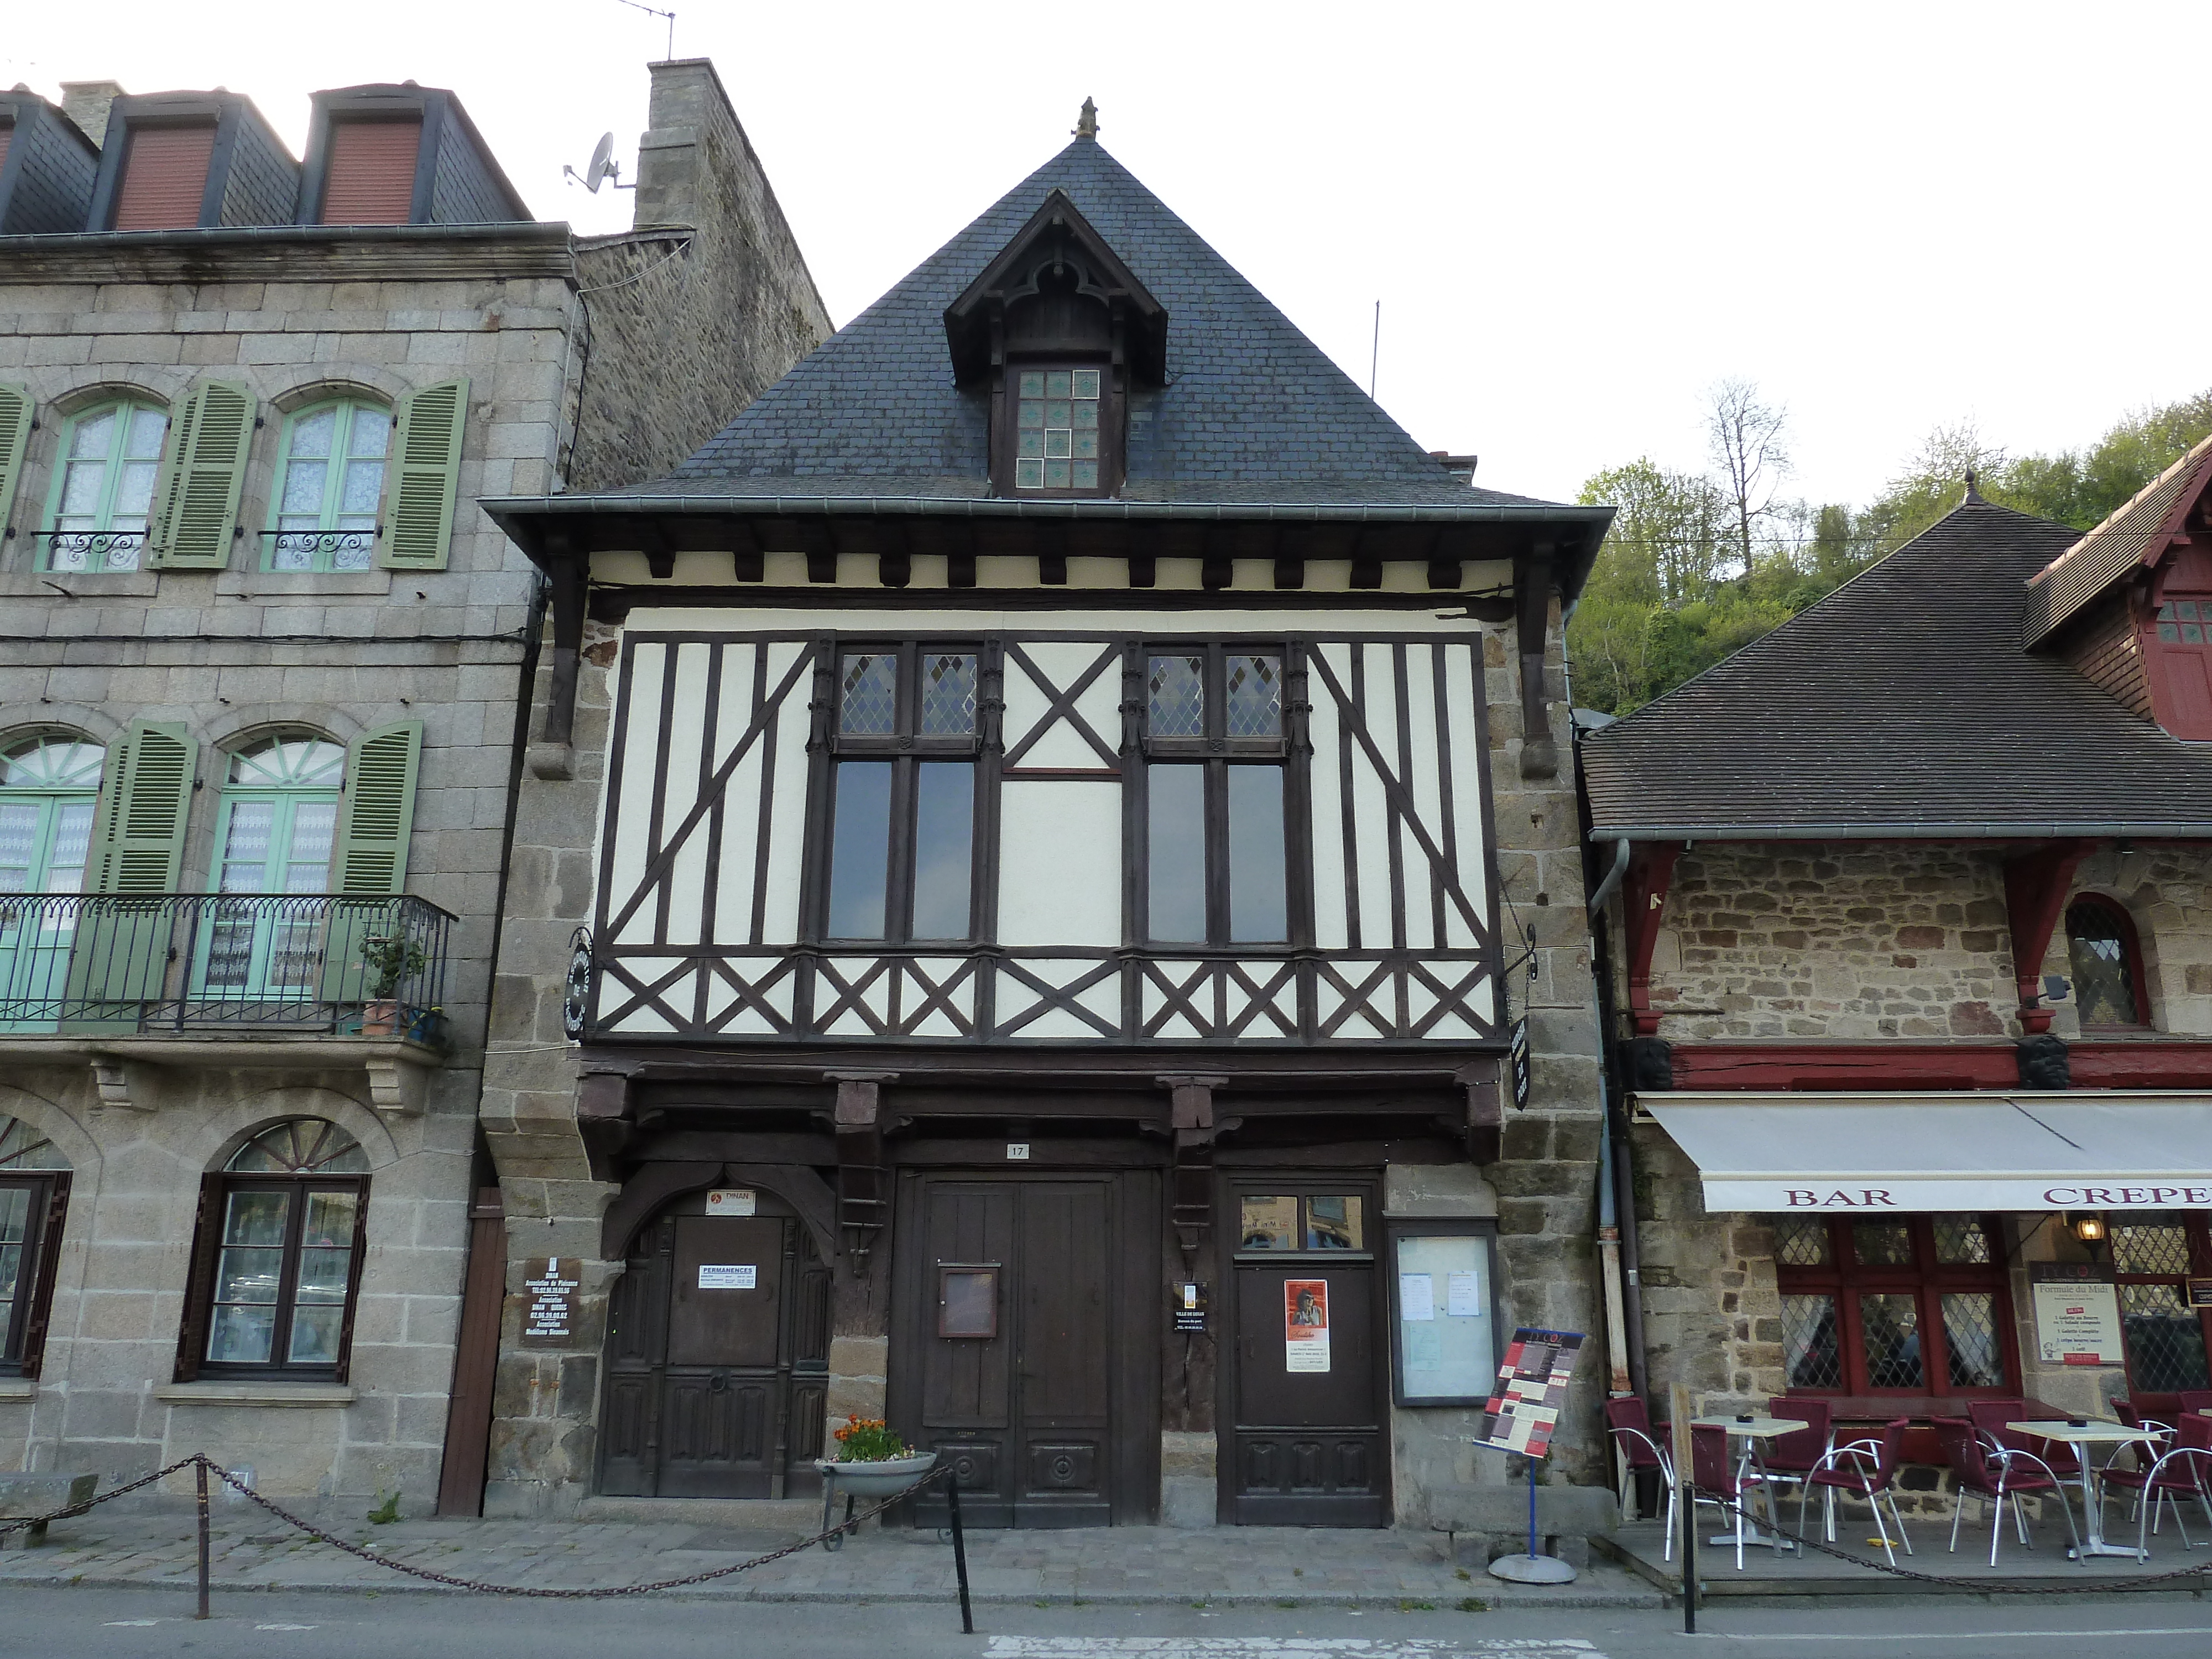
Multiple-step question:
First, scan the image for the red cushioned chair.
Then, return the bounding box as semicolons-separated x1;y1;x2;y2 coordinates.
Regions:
1603;1396;1677;1556
1799;1417;1913;1565
1761;1396;1835;1510
2102;1411;2212;1553
1937;1417;2081;1568
1691;1423;1773;1572
1967;1399;2082;1479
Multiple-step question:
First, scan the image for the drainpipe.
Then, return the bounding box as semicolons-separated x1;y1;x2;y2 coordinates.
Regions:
1595;1079;1632;1397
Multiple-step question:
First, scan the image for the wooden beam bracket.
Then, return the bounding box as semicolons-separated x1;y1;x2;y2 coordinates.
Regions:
1621;842;1684;1037
829;1070;899;1264
2004;841;2097;1034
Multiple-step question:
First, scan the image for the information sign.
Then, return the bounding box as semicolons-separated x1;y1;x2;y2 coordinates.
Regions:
1473;1327;1586;1458
704;1188;755;1216
698;1264;758;1290
2031;1262;2124;1365
519;1257;580;1348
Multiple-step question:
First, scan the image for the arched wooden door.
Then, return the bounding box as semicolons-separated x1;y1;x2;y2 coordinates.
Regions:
598;1186;832;1498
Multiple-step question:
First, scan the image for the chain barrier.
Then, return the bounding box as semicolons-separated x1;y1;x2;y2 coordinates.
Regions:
1680;1479;2212;1597
1;1454;973;1624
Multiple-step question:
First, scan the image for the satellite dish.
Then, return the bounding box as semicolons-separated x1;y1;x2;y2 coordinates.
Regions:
564;133;626;194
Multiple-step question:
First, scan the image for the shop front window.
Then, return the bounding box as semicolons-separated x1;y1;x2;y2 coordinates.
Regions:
1773;1212;2013;1397
2112;1214;2211;1394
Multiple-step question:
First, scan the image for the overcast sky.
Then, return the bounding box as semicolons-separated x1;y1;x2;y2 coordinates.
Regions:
10;1;2209;510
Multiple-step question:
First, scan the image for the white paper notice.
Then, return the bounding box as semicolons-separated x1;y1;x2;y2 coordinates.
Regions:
1399;1274;1436;1319
698;1264;757;1290
1446;1271;1484;1318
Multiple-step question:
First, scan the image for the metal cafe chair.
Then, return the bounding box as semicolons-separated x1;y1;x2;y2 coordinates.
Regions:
2103;1415;2212;1552
1759;1396;1835;1512
1691;1423;1772;1572
2176;1390;2212;1417
1968;1399;2083;1481
1799;1417;1914;1565
2114;1397;2179;1439
1603;1396;1677;1555
1936;1418;2081;1568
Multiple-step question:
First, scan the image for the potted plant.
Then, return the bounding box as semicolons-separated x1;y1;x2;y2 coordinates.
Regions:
358;932;427;1037
814;1415;938;1495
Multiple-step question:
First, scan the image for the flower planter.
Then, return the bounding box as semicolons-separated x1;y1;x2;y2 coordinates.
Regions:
359;998;401;1037
812;1449;937;1497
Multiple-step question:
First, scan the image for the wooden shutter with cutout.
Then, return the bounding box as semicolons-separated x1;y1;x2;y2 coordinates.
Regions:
379;379;467;571
0;384;31;541
172;1173;225;1383
333;721;423;894
148;381;254;568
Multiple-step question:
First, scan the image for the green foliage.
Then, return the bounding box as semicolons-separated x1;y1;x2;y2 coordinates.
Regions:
367;1489;401;1525
1567;389;2212;714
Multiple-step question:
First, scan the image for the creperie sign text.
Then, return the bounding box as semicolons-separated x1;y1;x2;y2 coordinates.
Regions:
1780;1185;2212;1208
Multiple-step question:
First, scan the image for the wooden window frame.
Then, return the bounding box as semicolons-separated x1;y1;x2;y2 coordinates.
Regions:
994;359;1119;499
0;735;104;894
2110;1213;2212;1398
0;1171;69;1378
1135;641;1305;950
807;641;988;947
185;1171;370;1383
262;398;392;573
1775;1213;2019;1401
2066;894;2153;1031
39;398;170;573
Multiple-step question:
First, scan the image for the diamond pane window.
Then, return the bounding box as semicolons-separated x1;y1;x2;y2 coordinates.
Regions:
1933;1216;1993;1264
2114;1222;2192;1277
839;654;898;735
2067;897;2147;1027
2119;1282;2211;1391
1013;365;1103;492
1773;1216;1832;1266
920;654;977;736
1940;1292;2003;1387
1781;1293;1842;1389
1852;1221;1915;1267
1859;1292;1924;1387
1224;655;1282;737
1147;656;1204;737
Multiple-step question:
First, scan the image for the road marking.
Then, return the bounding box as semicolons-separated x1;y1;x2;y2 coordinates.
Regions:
102;1620;166;1627
985;1641;1603;1656
1717;1633;2212;1643
255;1624;319;1631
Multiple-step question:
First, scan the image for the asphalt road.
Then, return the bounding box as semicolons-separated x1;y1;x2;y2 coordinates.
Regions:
10;1589;2212;1659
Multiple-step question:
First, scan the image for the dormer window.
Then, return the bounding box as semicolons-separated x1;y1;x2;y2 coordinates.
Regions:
1015;368;1102;492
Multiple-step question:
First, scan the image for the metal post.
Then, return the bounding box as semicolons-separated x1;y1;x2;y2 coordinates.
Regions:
945;1470;973;1635
1671;1381;1697;1633
194;1457;211;1621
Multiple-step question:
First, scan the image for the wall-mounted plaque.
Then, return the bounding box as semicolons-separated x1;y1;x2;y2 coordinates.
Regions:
705;1188;756;1216
520;1256;580;1348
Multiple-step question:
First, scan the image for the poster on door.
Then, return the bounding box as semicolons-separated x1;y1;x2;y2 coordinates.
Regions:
1285;1279;1331;1373
1473;1326;1585;1458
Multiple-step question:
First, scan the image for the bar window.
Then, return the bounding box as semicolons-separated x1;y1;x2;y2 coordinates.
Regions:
1772;1212;2013;1398
1142;645;1291;946
180;1118;369;1381
820;646;980;943
2111;1214;2212;1394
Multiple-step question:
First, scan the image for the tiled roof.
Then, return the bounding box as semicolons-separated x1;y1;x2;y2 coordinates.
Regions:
2021;431;2212;647
578;135;1552;512
1582;499;2212;839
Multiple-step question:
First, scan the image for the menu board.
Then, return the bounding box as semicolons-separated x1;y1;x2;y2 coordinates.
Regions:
1473;1327;1586;1458
2031;1262;2124;1365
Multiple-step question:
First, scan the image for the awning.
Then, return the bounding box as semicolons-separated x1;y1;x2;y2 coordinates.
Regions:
1640;1092;2212;1213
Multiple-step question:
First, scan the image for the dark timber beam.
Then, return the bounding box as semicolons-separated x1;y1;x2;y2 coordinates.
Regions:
1517;543;1557;778
1159;1072;1228;1268
538;538;587;750
1621;841;1684;1037
2004;841;2097;1035
830;1070;898;1263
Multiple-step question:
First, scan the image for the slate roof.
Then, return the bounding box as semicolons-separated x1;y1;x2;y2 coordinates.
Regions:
549;134;1563;513
2022;430;2212;648
1581;498;2212;840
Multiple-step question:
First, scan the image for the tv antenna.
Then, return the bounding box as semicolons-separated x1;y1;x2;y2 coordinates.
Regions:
564;132;635;194
613;0;676;59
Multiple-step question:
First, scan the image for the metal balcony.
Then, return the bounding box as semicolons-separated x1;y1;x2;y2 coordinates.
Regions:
0;893;454;1040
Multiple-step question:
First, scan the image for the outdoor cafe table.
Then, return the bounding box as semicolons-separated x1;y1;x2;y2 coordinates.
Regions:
1691;1415;1809;1552
2006;1418;2165;1561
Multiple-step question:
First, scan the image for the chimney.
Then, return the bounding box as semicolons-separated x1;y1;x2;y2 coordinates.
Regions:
630;58;733;232
59;79;126;148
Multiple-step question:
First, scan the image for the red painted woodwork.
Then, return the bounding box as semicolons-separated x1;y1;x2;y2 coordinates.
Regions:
2145;541;2212;739
1620;841;1682;1036
2002;841;2094;1034
113;123;215;230
1656;1039;2212;1093
321;119;420;225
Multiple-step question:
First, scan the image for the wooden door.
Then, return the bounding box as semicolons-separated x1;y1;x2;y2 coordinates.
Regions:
897;1173;1150;1527
1224;1182;1387;1525
597;1189;831;1499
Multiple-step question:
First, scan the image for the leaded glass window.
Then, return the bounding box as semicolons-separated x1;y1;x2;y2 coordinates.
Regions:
1013;367;1101;492
44;400;168;573
821;645;980;943
1781;1293;1841;1388
1143;645;1292;947
198;1118;368;1378
2157;599;2204;644
2112;1212;2212;1394
265;400;391;572
1772;1213;2014;1398
2066;896;2147;1028
1773;1216;1832;1266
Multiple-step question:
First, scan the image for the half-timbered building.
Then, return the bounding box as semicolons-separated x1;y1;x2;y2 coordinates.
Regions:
1584;468;2212;1471
478;111;1621;1537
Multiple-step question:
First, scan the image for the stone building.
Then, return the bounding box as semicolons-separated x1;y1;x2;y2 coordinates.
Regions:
0;60;825;1513
476;108;1624;1549
1582;468;2212;1470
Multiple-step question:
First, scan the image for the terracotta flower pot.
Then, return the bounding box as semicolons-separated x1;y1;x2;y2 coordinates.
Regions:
361;998;401;1037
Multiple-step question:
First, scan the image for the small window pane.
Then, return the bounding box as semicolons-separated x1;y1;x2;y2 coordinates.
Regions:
1772;1215;1832;1265
838;654;898;735
1072;370;1099;399
1239;1196;1298;1250
1859;1292;1924;1387
940;1267;997;1338
1072;461;1098;488
70;409;116;461
1224;655;1282;738
1046;371;1072;399
1225;766;1286;943
1781;1293;1841;1388
123;406;169;458
919;654;977;735
1851;1220;1914;1266
207;1302;278;1365
2120;1282;2211;1391
289;408;336;460
2067;900;2143;1026
1306;1196;1363;1250
1019;371;1044;398
826;761;892;939
1044;429;1071;459
1044;460;1071;488
1940;1291;2003;1388
910;763;973;940
2113;1219;2192;1277
1015;458;1044;489
1147;656;1204;737
1146;764;1206;943
1073;400;1099;430
1933;1216;1992;1264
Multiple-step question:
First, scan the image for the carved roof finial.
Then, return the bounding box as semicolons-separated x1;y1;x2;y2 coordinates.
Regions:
1074;97;1098;141
1963;467;1985;505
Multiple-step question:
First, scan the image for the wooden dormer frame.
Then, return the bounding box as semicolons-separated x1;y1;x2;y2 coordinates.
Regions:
944;189;1167;387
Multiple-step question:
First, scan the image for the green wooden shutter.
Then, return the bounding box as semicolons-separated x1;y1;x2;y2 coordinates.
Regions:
0;384;32;541
89;722;197;893
378;379;468;571
334;720;422;894
148;381;254;568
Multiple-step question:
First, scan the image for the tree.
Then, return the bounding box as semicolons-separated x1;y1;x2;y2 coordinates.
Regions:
1576;460;1731;608
1705;378;1791;574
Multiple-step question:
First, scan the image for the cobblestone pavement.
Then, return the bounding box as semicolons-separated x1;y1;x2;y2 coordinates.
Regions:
0;1505;1658;1609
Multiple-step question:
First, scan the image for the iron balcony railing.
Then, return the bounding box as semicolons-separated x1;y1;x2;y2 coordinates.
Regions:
0;893;453;1040
260;530;378;572
36;529;149;575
